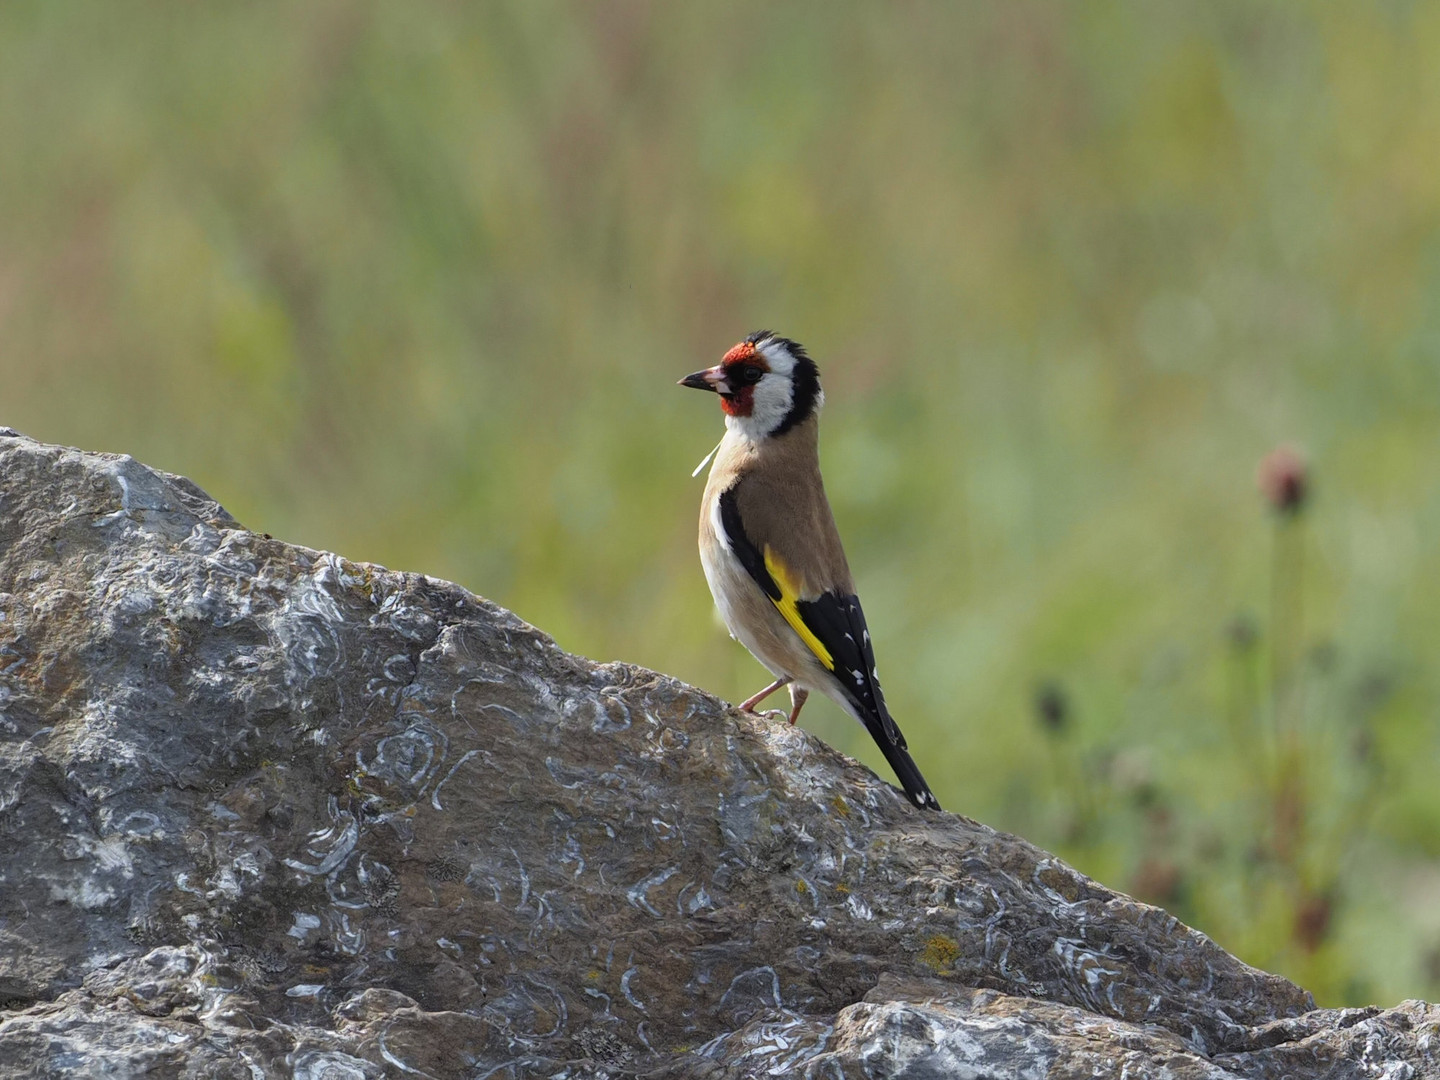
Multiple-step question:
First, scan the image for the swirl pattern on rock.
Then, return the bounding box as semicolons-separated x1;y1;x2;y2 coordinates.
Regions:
0;429;1433;1079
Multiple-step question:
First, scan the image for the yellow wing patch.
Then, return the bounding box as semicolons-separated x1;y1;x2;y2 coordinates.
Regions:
762;547;835;670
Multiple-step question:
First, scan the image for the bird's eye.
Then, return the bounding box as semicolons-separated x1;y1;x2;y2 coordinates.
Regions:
738;364;765;385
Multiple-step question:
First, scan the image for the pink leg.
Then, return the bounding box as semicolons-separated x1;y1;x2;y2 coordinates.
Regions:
787;687;809;725
739;677;791;713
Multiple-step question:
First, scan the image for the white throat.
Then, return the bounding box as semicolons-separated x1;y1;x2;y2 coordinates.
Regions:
723;381;823;442
724;409;775;443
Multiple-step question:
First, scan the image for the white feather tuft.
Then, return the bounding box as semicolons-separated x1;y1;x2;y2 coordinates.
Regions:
691;438;722;478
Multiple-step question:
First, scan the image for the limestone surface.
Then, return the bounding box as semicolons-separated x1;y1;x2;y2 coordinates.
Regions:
0;429;1434;1078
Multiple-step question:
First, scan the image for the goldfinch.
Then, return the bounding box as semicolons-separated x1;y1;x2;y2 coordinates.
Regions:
680;331;941;811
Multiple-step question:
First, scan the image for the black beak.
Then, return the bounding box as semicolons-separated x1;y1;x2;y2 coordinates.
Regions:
679;370;718;392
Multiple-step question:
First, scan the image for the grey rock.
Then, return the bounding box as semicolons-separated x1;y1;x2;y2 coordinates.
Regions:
0;429;1432;1079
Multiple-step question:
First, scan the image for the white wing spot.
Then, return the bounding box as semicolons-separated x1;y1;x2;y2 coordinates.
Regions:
710;496;731;552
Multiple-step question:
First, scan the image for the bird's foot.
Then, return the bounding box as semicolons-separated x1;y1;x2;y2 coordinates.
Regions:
737;677;791;714
745;707;790;723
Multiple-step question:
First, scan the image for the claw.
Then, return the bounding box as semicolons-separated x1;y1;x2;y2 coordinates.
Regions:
737;677;791;714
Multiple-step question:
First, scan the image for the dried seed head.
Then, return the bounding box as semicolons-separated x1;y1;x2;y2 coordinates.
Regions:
1258;444;1309;514
1225;614;1258;653
1033;682;1069;735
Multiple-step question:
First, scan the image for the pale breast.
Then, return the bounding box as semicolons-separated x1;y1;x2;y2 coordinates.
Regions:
698;487;835;688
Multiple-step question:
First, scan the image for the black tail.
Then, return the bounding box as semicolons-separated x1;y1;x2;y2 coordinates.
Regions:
794;587;941;810
869;721;942;811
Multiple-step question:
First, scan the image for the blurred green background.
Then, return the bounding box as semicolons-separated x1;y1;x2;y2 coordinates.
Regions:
4;2;1439;1006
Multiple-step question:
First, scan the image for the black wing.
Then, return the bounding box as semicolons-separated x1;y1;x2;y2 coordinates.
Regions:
717;488;941;811
794;591;898;743
795;590;941;811
718;487;781;601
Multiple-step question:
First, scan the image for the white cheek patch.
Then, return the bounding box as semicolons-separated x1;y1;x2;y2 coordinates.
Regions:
756;339;797;376
726;372;794;441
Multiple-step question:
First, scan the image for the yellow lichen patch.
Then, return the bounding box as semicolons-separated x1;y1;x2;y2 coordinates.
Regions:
345;563;377;600
1034;863;1084;903
830;795;851;819
795;879;809;895
834;883;850;895
919;934;960;973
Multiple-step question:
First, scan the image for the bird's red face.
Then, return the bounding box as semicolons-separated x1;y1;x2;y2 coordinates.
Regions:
678;341;771;417
680;332;821;440
719;341;773;417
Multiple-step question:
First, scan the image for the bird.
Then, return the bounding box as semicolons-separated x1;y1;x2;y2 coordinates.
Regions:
679;330;941;811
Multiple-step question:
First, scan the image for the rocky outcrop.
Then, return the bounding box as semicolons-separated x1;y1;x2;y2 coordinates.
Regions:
0;428;1433;1078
